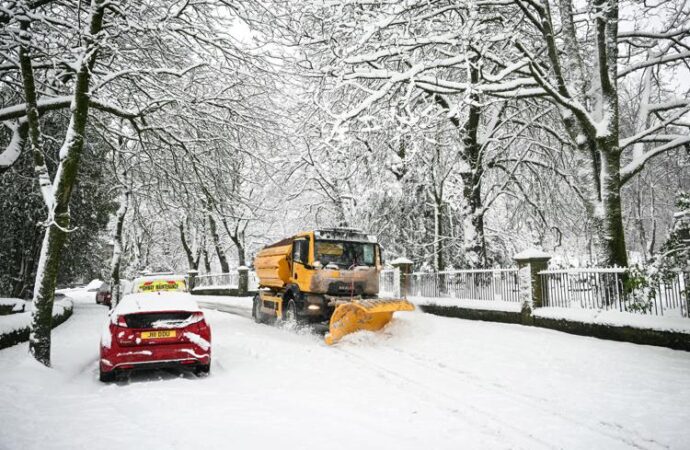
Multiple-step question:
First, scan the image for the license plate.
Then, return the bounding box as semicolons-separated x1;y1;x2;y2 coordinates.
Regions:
141;330;176;339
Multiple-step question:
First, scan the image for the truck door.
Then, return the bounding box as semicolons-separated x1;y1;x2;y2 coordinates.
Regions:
291;237;311;285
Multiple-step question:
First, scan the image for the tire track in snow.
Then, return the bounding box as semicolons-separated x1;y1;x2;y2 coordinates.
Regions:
335;346;557;449
343;344;661;450
198;301;666;449
386;347;666;449
198;301;253;319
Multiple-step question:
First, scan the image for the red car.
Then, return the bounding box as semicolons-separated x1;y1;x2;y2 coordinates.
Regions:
95;283;112;307
99;292;211;382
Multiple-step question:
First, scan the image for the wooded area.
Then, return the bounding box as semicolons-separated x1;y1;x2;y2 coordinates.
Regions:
1;0;688;365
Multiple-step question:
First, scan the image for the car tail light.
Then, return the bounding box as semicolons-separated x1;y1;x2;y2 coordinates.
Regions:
189;312;204;325
116;315;128;328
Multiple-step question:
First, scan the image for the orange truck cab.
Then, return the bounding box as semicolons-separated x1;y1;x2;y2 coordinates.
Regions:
252;228;384;325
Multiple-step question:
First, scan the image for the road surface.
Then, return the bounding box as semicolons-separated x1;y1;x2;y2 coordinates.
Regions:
0;292;688;450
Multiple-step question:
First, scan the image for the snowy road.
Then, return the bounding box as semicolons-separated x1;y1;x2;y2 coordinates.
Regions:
1;292;689;450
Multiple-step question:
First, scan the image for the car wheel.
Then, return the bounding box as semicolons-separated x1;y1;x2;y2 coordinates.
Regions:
99;369;116;383
195;364;210;376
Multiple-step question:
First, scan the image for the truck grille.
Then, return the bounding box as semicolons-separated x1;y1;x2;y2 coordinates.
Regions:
327;282;365;296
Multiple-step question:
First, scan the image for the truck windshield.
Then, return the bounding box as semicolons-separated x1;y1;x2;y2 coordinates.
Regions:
315;240;376;268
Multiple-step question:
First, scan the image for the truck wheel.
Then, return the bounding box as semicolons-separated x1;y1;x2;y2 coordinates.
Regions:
252;295;265;324
285;299;297;323
285;299;306;327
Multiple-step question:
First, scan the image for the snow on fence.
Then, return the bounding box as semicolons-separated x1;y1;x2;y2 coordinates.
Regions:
193;271;259;292
379;268;400;298
407;269;520;302
192;266;689;319
539;268;689;318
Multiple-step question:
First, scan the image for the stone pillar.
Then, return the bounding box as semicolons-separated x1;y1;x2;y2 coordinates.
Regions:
187;269;198;292
237;266;249;296
390;257;413;298
513;249;551;322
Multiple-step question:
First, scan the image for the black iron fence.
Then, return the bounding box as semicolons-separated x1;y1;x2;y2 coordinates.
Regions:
539;268;689;317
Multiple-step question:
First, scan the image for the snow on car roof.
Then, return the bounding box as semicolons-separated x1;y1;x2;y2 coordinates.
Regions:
84;279;104;291
114;292;201;315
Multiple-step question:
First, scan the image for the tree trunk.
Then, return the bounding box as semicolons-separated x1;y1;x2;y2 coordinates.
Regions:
229;229;247;295
431;72;488;268
591;143;628;267
203;249;211;273
432;192;445;272
110;189;130;308
461;169;488;268
208;214;229;273
460;88;488;268
179;222;198;270
28;0;106;365
30;215;69;365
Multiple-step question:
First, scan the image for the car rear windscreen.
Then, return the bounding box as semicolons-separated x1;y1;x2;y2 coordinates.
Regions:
124;312;194;329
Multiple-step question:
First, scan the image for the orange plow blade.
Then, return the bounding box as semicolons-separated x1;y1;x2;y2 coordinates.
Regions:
324;299;415;345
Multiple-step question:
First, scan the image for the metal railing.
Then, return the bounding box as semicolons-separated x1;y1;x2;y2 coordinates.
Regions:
407;269;520;302
191;266;689;318
539;268;689;317
193;271;259;292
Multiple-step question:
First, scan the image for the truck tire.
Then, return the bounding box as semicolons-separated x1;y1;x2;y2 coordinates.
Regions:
284;299;298;324
252;295;265;324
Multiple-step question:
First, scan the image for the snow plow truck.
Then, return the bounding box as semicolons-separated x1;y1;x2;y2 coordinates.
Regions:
252;228;414;344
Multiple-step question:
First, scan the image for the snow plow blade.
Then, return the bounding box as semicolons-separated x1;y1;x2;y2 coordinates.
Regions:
324;299;415;345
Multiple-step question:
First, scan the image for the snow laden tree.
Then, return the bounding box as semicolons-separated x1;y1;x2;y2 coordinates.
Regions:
495;0;690;267
293;0;690;268
113;55;290;280
0;0;287;365
656;192;690;270
3;0;111;365
291;1;559;267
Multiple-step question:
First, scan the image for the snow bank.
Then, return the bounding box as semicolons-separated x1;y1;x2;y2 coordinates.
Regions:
410;296;522;313
193;284;237;291
0;299;72;335
0;299;73;349
114;292;201;316
533;307;690;334
84;279;104;291
0;298;27;313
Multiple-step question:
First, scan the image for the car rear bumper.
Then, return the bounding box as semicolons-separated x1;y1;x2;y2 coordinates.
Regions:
101;344;210;373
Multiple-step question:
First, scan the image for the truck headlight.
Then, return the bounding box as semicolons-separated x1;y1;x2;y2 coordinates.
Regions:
307;304;321;310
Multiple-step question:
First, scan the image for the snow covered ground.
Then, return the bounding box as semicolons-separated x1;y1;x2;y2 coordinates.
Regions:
410;296;523;312
1;291;689;450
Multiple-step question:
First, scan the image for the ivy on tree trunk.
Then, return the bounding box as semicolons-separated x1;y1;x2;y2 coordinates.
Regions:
28;0;106;366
